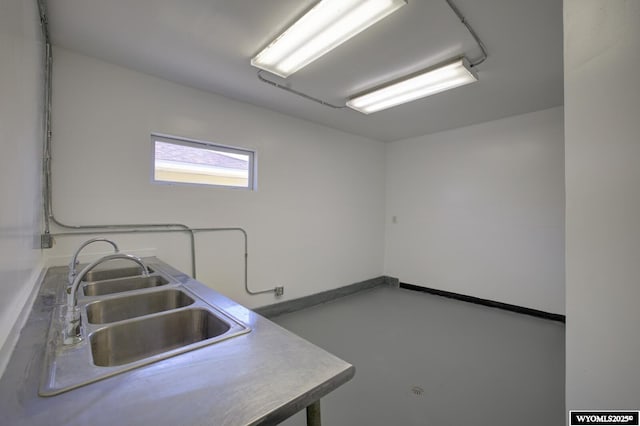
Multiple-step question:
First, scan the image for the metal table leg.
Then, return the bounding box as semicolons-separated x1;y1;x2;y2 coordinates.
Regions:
306;400;321;426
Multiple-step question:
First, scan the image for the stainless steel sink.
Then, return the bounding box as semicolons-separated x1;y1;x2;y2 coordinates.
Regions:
40;259;251;396
91;309;231;366
82;265;153;282
86;289;194;324
83;275;169;296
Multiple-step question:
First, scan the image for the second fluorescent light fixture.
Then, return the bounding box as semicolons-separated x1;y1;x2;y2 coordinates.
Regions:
347;57;478;114
251;0;407;78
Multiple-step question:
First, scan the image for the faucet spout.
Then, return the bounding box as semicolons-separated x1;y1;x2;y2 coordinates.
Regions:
68;238;119;285
63;253;149;345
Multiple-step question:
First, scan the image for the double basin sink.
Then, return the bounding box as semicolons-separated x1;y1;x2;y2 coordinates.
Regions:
40;261;250;396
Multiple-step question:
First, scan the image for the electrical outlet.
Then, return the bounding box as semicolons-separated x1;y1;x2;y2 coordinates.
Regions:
275;286;284;297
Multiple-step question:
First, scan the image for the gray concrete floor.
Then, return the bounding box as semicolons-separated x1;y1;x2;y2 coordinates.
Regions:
273;286;565;426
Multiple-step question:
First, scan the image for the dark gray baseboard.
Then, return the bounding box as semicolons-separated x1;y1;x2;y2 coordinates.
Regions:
256;276;394;318
400;283;566;323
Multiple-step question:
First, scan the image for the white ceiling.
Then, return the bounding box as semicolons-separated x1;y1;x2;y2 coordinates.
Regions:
47;0;563;142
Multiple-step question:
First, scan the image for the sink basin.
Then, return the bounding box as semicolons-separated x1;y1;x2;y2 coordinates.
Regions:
90;309;231;366
83;275;169;296
86;289;194;324
82;265;153;282
40;259;251;396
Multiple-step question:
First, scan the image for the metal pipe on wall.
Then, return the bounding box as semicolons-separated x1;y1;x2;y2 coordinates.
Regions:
50;228;279;296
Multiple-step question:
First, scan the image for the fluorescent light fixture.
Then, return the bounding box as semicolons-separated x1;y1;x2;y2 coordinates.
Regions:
347;57;478;114
251;0;407;78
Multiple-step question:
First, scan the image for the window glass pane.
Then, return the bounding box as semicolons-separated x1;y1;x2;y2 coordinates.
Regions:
153;136;254;189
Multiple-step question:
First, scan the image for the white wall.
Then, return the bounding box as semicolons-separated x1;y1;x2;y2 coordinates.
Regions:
385;107;565;314
48;47;386;308
565;0;640;410
0;0;44;369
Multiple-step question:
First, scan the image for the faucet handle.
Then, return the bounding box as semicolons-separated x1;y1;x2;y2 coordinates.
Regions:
67;262;78;286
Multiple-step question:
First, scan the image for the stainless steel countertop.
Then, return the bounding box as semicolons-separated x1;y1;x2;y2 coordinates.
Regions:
0;258;355;425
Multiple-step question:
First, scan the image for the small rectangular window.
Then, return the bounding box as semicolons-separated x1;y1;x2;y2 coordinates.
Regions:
152;134;256;190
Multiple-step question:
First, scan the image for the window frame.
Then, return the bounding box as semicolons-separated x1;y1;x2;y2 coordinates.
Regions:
151;133;257;190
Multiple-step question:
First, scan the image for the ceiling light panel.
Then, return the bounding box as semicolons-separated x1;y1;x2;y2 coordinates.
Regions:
251;0;407;78
347;57;478;114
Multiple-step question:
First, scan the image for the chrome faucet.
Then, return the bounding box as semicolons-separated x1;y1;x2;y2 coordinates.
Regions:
68;238;120;285
64;253;149;345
